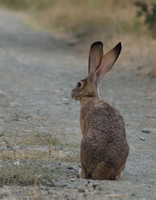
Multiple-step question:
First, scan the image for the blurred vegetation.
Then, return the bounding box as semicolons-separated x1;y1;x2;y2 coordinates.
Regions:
135;0;156;38
0;0;156;77
0;0;57;10
0;0;155;38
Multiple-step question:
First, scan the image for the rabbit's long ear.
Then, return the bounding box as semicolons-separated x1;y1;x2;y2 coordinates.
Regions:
88;41;103;79
96;42;122;83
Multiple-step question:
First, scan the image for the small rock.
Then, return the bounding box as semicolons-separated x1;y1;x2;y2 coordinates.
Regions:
19;146;26;150
0;127;4;136
13;161;20;166
145;97;153;100
114;190;123;195
3;186;10;190
12;146;19;151
131;193;137;197
0;91;8;98
20;158;27;163
52;195;57;199
67;39;81;46
142;127;150;133
139;137;145;141
58;183;68;187
70;178;75;182
7;143;14;149
88;182;94;189
78;188;85;193
145;115;156;119
67;166;73;170
40;185;45;190
96;186;104;191
55;90;61;93
48;190;57;195
31;114;42;120
9;102;19;108
23;130;32;133
41;190;47;196
83;192;88;198
67;184;74;189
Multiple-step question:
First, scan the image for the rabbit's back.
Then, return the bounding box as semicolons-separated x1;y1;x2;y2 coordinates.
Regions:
80;98;126;138
80;98;129;178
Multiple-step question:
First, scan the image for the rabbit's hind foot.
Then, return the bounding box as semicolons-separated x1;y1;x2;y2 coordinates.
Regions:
91;161;115;180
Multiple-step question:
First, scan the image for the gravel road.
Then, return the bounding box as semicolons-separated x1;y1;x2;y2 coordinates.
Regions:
0;8;156;200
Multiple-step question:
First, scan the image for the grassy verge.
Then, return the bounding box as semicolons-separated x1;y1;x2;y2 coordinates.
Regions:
0;161;57;186
0;134;80;186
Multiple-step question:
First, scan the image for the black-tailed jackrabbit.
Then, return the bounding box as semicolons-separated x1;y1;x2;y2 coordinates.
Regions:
71;41;129;180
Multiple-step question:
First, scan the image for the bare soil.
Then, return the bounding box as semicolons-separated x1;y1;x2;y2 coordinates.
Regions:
0;8;156;200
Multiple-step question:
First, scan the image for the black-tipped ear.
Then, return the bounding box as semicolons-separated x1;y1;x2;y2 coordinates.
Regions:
88;41;103;77
114;42;122;58
96;42;122;83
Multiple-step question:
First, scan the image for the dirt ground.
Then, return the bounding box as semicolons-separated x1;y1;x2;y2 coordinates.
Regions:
0;8;156;200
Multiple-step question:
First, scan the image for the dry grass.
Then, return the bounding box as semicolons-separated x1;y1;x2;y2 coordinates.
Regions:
0;134;79;186
1;134;80;162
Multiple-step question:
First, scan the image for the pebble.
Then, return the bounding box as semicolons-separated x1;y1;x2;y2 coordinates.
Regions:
19;146;26;150
9;102;19;108
0;127;4;136
114;190;123;195
22;130;32;133
139;137;145;141
67;39;81;46
58;183;68;187
3;186;10;190
12;146;19;151
142;127;150;133
48;190;57;195
13;161;20;166
52;195;58;199
131;193;137;197
145;97;153;100
96;186;104;191
31;114;42;120
78;188;85;193
7;143;14;149
0;91;8;98
88;182;94;189
67;184;75;189
67;166;74;170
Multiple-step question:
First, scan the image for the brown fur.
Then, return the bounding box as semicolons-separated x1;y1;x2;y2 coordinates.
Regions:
71;41;129;180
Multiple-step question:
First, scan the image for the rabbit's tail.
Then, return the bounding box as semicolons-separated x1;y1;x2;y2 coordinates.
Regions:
91;161;122;180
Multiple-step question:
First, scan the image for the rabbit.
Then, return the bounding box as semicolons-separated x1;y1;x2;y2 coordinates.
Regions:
71;41;129;180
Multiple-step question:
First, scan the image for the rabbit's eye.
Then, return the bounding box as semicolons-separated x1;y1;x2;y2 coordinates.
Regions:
77;81;82;87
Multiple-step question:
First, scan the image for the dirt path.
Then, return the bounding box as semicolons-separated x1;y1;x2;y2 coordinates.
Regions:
0;8;156;200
